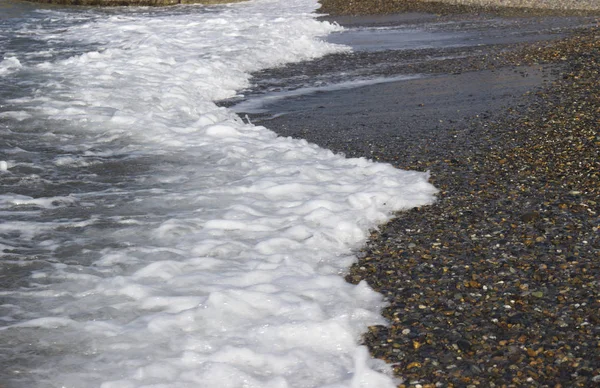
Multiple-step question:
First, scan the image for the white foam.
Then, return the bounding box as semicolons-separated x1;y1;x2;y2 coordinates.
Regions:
0;193;78;209
0;1;437;387
0;56;22;75
0;110;32;120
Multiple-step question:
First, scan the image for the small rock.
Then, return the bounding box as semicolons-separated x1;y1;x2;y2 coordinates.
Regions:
457;339;472;352
520;211;540;223
532;291;544;298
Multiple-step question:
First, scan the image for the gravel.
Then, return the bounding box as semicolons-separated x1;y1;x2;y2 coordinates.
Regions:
342;17;600;388
319;0;600;17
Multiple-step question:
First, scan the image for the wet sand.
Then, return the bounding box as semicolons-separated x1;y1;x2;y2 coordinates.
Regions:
243;66;553;160
234;7;600;388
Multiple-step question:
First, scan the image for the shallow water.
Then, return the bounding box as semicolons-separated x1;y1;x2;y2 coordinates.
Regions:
326;26;471;51
221;12;595;113
0;0;436;386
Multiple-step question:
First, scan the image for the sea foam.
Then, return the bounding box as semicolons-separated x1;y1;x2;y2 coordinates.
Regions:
0;0;436;387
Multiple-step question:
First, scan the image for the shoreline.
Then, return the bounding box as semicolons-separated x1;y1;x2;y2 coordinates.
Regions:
234;7;600;388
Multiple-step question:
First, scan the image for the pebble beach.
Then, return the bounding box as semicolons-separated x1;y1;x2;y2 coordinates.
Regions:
310;0;600;387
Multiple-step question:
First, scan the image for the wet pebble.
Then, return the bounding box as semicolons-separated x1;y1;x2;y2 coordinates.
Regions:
340;10;600;388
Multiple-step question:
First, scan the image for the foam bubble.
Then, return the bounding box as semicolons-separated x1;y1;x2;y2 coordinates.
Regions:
0;56;22;75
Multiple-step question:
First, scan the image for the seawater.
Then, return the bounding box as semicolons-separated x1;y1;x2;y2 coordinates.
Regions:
0;0;437;386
